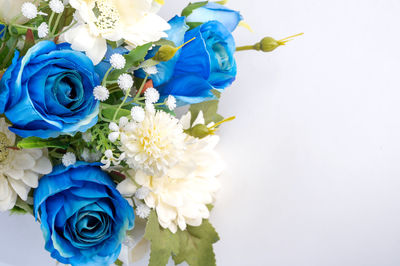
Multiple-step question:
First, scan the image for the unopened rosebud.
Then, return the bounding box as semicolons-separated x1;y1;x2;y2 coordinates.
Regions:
237;33;304;53
153;37;196;62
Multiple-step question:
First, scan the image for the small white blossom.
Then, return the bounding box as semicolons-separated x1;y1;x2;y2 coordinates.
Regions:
38;22;49;38
108;132;119;143
93;85;109;101
110;53;126;69
135;187;150;200
104;150;113;159
21;2;37;19
119;117;129;128
118;74;134;92
101;151;125;170
62;152;76;167
131;106;145;123
135;203;151;219
109;122;119;132
49;0;64;13
144;87;160;104
165;95;176;111
145;102;156;114
82;132;92;143
143;66;158;75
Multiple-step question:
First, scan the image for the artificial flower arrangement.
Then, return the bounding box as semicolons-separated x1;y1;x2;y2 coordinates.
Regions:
0;0;301;265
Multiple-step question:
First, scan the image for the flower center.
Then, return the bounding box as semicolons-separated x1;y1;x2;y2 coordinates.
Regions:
0;132;9;162
93;0;120;34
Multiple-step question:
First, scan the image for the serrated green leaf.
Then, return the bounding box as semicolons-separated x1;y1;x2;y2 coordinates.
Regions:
181;1;209;17
144;211;180;266
17;137;68;149
173;220;220;266
189;100;224;125
108;43;153;81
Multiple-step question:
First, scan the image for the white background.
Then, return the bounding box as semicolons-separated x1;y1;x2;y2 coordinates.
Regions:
2;0;400;265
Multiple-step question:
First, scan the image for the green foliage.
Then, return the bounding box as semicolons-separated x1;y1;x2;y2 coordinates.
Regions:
145;211;220;266
108;43;153;81
145;211;180;266
189;100;224;125
101;105;131;121
173;220;220;266
10;198;33;216
114;259;123;266
181;1;209;17
17;137;68;150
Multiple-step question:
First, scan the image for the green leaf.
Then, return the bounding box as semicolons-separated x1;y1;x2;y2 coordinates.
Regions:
109;43;153;81
144;211;180;266
101;105;131;121
181;1;209;17
17;137;68;149
10;197;33;215
153;39;176;47
189;100;224;125
186;22;204;30
114;259;123;266
173;220;220;266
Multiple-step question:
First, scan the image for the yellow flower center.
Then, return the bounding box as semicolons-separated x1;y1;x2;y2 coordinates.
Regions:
0;132;9;162
93;0;120;34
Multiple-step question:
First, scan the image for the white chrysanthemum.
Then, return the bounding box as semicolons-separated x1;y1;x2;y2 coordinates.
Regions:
110;53;126;69
131;106;145;123
165;95;176;111
118;74;134;92
63;0;170;64
144;87;160;104
119;110;186;176
93;85;109;101
0;118;52;212
62;152;76;167
21;2;37;19
49;0;64;13
134;135;223;233
38;22;49;38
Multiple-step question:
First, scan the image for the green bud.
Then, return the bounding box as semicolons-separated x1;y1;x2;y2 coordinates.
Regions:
185;124;211;139
0;132;9;162
254;37;280;52
154;45;178;62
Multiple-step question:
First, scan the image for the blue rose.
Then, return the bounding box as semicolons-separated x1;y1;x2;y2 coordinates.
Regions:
137;16;237;105
34;162;135;266
0;41;100;138
186;2;243;32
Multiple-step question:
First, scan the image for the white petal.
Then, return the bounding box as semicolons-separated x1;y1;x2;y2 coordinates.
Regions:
180;112;192;130
21;171;39;188
192;111;205;127
116;178;137;197
8;178;30;201
5;168;24;180
12;153;36;169
32;157;52;175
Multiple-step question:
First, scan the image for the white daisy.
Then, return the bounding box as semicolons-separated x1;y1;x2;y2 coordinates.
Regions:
0;118;52;212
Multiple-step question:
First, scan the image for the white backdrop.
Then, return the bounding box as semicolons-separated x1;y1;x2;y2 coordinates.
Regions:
2;0;400;265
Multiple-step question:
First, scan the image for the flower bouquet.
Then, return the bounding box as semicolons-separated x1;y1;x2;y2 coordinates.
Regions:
0;0;301;265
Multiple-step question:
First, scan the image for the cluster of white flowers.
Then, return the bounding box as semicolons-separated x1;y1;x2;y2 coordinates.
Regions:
118;74;134;93
93;85;109;102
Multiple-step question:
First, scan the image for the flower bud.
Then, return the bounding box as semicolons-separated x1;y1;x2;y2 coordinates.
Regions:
154;45;178;62
254;37;280;52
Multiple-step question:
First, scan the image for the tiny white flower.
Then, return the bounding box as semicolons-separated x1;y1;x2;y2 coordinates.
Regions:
109;122;119;132
143;66;158;75
131;106;145;123
108;132;120;143
82;132;92;143
49;0;64;13
135;203;151;219
110;53;126;70
165;95;176;111
62;152;76;167
93;85;109;101
145;102;156;114
119;116;129;128
21;2;37;19
118;74;134;92
104;150;113;159
144;87;160;104
37;22;49;38
135;187;150;200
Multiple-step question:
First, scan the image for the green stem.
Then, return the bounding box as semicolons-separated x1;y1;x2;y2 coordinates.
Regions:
134;74;149;101
236;45;255;52
102;67;113;86
48;12;55;31
53;21;77;38
51;12;63;35
113;91;130;122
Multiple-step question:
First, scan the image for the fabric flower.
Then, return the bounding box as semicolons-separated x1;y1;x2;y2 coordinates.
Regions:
0;41;100;139
0;118;52;212
186;2;243;32
64;0;170;64
129;134;223;233
33;162;135;266
137;17;237;105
